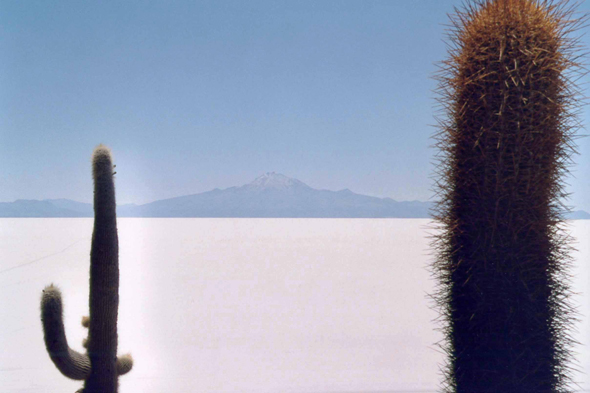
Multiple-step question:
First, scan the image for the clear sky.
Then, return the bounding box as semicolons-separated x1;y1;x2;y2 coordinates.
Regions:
2;0;589;211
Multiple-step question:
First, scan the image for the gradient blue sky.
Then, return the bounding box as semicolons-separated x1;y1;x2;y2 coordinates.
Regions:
2;0;589;211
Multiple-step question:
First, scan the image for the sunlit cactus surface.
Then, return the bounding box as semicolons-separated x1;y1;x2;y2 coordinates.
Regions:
431;0;584;391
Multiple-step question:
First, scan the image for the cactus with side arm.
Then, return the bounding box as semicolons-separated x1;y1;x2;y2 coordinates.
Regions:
432;0;583;391
41;145;133;392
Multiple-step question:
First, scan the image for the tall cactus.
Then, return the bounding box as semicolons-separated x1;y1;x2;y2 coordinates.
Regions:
41;145;133;392
432;0;583;391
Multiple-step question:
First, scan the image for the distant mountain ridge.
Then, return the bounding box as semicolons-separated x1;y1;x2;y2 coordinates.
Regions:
1;172;588;219
116;172;433;218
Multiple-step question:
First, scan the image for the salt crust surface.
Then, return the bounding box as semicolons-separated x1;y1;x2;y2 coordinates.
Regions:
0;218;587;392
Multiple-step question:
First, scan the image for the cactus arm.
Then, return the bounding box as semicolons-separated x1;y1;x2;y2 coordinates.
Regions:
40;285;91;380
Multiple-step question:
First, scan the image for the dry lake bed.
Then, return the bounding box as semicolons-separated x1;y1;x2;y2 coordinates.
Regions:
1;218;588;392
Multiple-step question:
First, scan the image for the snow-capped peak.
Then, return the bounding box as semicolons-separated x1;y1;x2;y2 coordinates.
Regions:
246;172;309;190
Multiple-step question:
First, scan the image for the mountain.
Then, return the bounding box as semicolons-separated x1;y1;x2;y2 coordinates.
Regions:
0;198;134;218
567;210;590;220
0;172;588;219
0;199;87;217
46;198;94;216
117;172;432;218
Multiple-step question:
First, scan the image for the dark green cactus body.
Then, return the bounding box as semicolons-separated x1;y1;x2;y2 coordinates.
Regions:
85;146;120;392
432;0;582;391
41;145;132;392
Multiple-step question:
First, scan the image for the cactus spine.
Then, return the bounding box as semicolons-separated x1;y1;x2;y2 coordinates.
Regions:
432;0;583;391
41;145;133;392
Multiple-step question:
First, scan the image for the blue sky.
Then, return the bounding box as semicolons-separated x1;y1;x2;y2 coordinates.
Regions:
2;0;589;211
